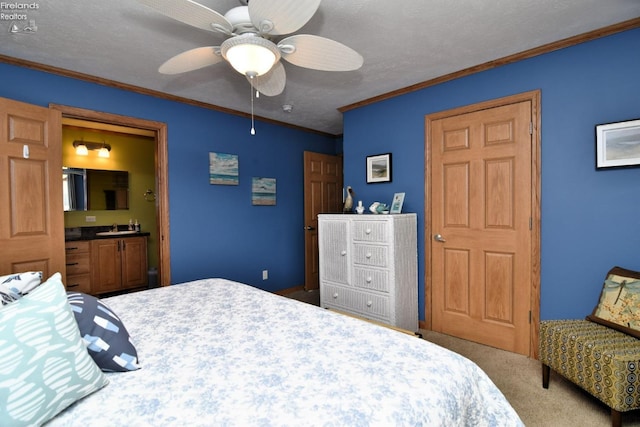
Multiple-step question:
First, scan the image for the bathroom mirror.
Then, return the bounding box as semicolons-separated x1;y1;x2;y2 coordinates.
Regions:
63;167;129;211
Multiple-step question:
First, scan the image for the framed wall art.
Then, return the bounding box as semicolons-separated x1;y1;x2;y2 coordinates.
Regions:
209;152;239;185
366;153;392;183
596;118;640;169
252;177;276;205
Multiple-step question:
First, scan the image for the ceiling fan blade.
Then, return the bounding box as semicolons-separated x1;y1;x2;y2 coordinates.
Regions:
246;62;286;96
158;47;223;74
138;0;232;34
248;0;321;35
278;35;363;71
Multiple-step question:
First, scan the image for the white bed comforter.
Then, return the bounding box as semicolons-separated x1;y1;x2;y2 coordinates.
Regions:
47;278;523;426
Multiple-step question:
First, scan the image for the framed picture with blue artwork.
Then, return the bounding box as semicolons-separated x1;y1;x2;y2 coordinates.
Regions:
596;118;640;169
390;192;405;214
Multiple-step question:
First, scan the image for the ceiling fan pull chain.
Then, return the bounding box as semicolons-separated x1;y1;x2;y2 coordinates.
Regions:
250;78;256;135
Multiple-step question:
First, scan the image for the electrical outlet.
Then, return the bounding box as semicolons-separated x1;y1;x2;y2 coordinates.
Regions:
262;270;268;280
85;215;96;222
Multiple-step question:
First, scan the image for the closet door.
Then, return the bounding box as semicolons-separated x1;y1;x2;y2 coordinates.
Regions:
0;97;65;280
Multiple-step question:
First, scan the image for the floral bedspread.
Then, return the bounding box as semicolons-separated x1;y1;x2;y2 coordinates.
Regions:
47;278;523;426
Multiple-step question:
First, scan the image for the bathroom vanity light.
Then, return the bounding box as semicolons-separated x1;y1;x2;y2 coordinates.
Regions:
73;140;111;158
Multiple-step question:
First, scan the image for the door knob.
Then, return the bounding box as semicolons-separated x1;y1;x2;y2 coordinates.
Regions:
434;234;446;242
304;226;315;231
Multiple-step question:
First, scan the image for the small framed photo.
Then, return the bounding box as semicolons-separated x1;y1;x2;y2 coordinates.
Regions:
596;118;640;169
390;192;405;214
366;153;392;183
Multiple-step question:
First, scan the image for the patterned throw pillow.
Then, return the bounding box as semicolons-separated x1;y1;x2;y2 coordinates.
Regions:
0;271;43;305
587;266;640;338
0;272;109;426
67;291;141;372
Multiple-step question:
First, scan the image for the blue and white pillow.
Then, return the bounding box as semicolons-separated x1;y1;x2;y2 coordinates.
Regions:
0;272;108;426
0;271;43;305
67;292;141;372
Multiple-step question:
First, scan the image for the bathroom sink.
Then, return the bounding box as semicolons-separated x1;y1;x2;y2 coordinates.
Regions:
95;230;139;236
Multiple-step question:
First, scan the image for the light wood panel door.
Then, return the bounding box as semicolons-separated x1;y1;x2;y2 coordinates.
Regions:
429;97;535;356
303;151;342;290
0;97;64;280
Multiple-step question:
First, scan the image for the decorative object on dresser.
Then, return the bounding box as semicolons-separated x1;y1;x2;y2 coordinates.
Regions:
318;213;418;331
390;192;405;214
343;185;354;212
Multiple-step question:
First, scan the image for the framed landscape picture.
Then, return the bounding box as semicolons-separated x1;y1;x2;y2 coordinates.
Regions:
366;153;392;183
596;118;640;169
209;152;239;185
252;177;276;205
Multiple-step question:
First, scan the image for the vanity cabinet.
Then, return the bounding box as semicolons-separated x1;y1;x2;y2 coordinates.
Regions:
91;236;148;294
318;214;418;331
65;241;92;294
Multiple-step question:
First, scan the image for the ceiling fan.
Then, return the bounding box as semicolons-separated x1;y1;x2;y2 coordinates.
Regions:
138;0;364;97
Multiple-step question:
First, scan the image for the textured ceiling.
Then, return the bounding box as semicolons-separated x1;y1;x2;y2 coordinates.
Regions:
1;0;639;135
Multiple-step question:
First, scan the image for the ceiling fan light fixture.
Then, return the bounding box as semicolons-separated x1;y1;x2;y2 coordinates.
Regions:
221;35;280;77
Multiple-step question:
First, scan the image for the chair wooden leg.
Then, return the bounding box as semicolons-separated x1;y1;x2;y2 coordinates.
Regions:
611;408;621;427
542;363;550;389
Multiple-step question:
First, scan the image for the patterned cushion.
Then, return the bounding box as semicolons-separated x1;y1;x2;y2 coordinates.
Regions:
540;319;640;412
586;266;640;338
0;273;109;426
0;271;43;305
67;292;140;372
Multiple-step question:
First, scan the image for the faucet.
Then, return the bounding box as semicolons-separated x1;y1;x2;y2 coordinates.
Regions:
112;223;118;232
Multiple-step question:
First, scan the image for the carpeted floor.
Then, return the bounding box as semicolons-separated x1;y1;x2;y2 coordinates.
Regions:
283;289;640;426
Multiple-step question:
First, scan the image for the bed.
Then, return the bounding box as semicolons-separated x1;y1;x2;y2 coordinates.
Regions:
2;275;523;426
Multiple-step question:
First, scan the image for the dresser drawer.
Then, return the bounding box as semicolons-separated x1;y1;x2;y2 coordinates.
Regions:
321;284;390;320
65;253;91;275
352;221;387;243
352;244;388;267
65;273;91;294
65;240;90;254
353;267;389;293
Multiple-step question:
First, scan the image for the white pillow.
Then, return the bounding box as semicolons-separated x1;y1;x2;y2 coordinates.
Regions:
0;271;42;306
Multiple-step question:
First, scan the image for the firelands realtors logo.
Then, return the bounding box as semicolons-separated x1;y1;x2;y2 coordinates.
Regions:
2;2;39;33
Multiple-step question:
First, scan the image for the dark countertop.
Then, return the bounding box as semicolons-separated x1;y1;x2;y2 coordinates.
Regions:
65;226;150;241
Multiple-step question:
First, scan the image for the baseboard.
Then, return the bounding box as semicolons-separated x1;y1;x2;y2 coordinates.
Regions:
273;285;306;296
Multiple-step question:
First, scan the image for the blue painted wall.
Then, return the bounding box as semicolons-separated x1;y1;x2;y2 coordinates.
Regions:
0;62;338;291
342;28;640;321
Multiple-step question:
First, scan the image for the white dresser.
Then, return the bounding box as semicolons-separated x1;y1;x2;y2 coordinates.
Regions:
318;213;418;331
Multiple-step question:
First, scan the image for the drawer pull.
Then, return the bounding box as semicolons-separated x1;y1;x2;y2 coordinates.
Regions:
340;250;347;256
332;292;339;299
365;228;371;234
66;247;79;251
67;284;79;288
366;300;373;307
366;277;372;283
366;252;372;259
66;262;79;267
